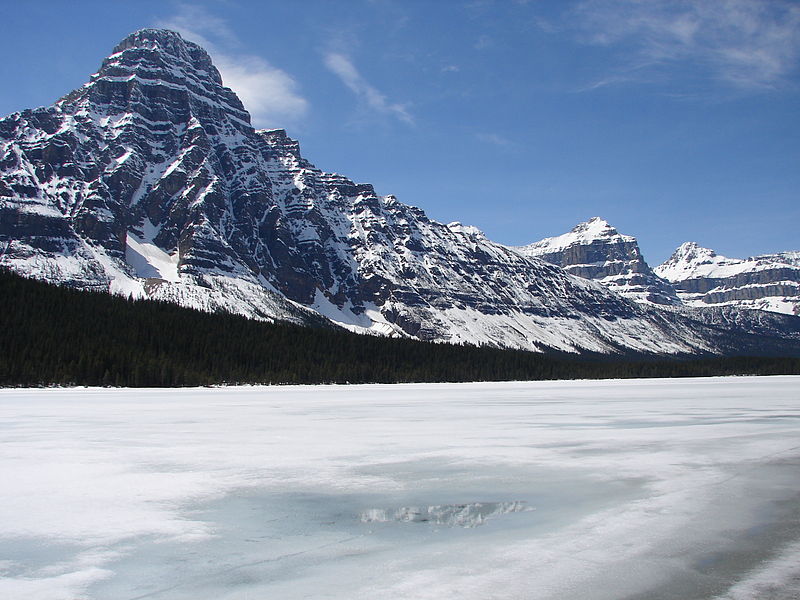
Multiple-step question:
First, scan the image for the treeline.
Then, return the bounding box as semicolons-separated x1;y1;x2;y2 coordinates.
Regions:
1;269;798;387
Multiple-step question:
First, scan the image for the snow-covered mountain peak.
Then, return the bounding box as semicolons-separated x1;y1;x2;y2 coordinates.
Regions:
514;218;680;306
574;216;617;236
521;217;634;254
58;28;250;130
656;243;800;316
673;241;717;262
655;243;739;281
110;29;219;80
574;216;634;241
2;29;799;355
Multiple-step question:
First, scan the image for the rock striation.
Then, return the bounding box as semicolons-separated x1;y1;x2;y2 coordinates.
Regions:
1;29;799;356
515;217;680;306
656;243;800;316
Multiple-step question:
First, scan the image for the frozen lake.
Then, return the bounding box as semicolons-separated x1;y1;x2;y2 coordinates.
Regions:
1;376;799;599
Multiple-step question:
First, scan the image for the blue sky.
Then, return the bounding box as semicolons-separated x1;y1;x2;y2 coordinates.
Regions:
2;0;798;263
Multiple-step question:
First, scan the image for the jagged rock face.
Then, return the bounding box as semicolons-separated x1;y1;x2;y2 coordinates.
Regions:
0;29;313;323
515;217;681;306
254;132;658;349
656;242;800;316
1;29;799;356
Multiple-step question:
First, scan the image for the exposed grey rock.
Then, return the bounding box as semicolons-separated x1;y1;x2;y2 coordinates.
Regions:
656;243;800;316
515;217;680;306
1;29;799;356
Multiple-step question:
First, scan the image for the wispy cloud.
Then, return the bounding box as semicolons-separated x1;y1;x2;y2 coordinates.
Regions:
572;0;800;90
155;4;308;127
476;132;513;147
324;52;413;124
155;4;236;49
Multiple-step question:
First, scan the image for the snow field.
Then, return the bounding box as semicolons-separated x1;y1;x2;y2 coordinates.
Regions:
1;377;799;599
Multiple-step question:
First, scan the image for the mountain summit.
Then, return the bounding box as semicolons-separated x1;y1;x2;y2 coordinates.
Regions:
515;217;680;306
656;243;800;316
1;29;799;355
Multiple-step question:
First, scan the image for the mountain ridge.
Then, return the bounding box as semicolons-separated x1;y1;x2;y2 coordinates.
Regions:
514;217;681;306
1;28;799;356
656;242;800;316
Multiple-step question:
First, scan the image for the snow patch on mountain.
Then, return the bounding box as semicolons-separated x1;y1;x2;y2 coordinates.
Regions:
125;219;180;282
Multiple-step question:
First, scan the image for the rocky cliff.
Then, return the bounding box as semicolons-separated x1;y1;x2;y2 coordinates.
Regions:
515;217;680;306
2;29;799;356
656;243;800;316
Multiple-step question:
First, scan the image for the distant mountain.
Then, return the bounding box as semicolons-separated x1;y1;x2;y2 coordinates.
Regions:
1;29;799;356
656;243;800;316
514;217;680;306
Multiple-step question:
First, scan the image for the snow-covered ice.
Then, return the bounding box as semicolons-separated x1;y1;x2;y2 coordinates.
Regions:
1;377;799;599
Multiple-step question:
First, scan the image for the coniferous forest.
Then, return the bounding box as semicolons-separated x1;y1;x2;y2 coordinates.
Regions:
1;269;798;387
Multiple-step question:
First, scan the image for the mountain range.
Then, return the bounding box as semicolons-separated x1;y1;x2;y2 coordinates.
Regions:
656;242;800;316
520;218;800;318
1;29;798;356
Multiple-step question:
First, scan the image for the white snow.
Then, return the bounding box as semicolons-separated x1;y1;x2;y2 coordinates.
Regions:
124;219;180;282
656;241;800;282
104;147;133;172
1;377;799;600
447;221;486;238
310;289;389;333
518;216;634;255
656;242;800;315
